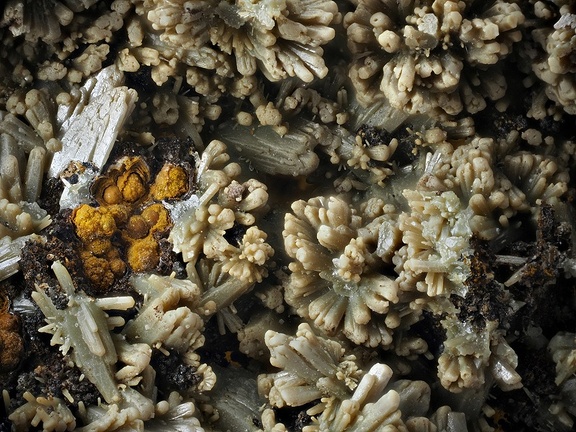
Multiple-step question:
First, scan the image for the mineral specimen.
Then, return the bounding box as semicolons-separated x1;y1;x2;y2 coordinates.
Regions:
344;0;525;116
1;1;576;431
283;195;403;347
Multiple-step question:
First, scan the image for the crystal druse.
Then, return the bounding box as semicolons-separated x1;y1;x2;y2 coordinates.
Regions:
1;0;576;431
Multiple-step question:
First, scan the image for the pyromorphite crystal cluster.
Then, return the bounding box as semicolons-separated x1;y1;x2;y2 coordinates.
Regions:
1;1;576;431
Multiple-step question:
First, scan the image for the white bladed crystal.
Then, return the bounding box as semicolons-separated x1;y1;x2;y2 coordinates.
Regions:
49;65;138;177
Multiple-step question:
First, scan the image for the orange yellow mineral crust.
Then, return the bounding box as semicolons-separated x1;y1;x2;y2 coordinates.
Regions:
150;164;189;200
92;156;150;206
123;204;171;273
0;295;23;372
72;157;187;287
125;237;158;273
72;204;117;243
72;204;126;289
80;251;126;289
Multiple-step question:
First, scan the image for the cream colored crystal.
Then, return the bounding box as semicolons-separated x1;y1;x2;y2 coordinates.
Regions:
284;195;402;346
259;323;362;409
344;0;524;116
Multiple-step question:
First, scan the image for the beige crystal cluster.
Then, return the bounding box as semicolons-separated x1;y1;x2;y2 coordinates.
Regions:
0;1;576;431
345;0;524;116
